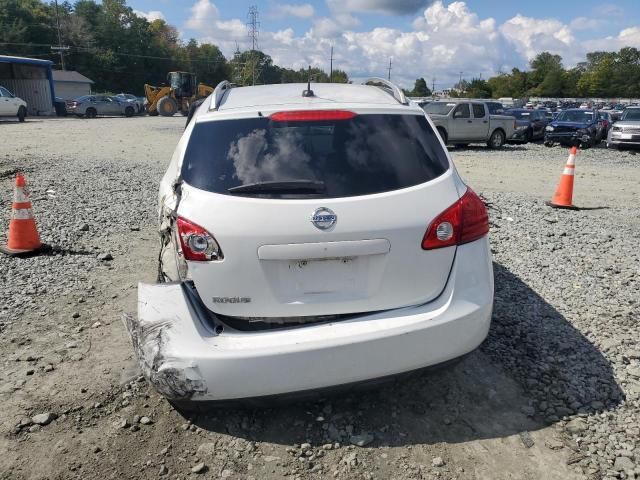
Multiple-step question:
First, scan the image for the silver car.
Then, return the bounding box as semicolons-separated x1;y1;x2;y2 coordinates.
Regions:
607;107;640;149
66;95;136;118
114;93;145;114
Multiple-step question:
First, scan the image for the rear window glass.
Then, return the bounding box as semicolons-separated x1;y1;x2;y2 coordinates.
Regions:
423;103;455;115
182;114;450;199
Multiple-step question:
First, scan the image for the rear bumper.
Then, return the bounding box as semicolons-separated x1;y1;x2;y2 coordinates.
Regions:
127;238;494;401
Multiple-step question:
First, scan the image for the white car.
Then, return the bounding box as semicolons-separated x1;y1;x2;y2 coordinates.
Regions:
0;85;27;122
127;79;494;407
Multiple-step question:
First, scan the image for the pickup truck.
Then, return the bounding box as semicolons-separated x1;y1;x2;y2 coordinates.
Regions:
423;100;516;148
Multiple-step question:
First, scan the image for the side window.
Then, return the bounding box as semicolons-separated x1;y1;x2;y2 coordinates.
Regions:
472;104;485;118
453;104;470;119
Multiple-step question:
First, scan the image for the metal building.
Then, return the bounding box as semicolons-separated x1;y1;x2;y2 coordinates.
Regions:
0;55;55;115
52;70;94;100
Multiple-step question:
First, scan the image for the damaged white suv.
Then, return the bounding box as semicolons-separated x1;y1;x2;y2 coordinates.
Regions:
127;79;494;407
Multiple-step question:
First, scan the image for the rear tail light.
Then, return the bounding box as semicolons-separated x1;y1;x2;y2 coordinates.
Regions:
270;110;356;122
176;217;223;261
422;188;489;250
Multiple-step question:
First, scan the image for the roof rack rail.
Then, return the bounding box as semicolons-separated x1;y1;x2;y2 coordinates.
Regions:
362;77;408;105
210;80;233;111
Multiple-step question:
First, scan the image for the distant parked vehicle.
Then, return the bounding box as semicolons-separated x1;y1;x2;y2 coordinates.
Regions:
115;93;145;114
66;95;137;118
484;101;505;114
607;106;640;150
597;111;614;136
506;109;549;142
0;85;27;122
544;109;604;148
424;100;516;148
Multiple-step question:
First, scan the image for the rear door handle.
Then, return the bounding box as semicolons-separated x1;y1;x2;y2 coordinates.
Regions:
483;120;488;123
467;120;472;123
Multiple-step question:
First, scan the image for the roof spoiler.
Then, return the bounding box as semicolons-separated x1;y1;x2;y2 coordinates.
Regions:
362;77;408;105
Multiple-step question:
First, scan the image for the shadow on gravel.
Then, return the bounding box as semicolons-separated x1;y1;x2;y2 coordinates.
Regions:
186;262;623;447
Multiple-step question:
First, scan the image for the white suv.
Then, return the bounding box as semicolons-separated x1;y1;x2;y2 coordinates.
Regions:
0;86;27;122
127;79;494;406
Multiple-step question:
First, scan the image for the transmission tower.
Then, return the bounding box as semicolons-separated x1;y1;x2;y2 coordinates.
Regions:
245;6;261;85
247;6;260;51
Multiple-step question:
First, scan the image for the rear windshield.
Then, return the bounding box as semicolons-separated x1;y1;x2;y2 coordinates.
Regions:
622;109;640;121
423;103;455;115
557;110;594;122
182;114;449;199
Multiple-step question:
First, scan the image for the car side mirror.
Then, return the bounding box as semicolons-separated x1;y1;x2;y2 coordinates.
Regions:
453;111;462;119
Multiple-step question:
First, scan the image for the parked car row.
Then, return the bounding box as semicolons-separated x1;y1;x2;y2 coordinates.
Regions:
66;94;144;118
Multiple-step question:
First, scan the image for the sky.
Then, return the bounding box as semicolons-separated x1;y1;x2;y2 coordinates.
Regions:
126;0;640;89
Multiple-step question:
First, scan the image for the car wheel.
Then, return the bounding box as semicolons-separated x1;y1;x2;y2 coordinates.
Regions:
157;96;178;117
454;143;468;149
544;141;554;147
86;107;97;119
607;142;618;150
17;106;26;122
125;106;135;117
488;129;505;148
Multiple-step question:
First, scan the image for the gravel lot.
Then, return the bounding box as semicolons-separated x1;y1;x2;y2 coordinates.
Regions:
0;116;638;480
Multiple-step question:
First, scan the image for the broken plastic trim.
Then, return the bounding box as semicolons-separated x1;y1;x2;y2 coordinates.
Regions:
124;282;220;400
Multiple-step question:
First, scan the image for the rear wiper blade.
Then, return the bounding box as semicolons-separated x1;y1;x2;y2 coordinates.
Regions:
228;180;325;194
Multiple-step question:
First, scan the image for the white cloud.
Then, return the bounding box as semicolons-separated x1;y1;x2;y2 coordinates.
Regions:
329;0;434;15
272;3;315;18
584;27;640;52
133;9;165;22
500;14;574;61
569;17;601;31
182;0;640;89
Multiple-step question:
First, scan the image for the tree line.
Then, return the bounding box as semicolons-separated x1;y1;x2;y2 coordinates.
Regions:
4;0;639;99
1;0;348;95
406;49;640;99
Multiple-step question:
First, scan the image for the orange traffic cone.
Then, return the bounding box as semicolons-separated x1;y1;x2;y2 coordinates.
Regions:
547;146;579;210
0;173;44;256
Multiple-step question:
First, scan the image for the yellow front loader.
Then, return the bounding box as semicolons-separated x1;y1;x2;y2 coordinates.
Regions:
144;71;214;116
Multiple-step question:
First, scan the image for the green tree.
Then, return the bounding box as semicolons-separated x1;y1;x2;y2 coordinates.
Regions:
410;77;431;96
465;78;492;98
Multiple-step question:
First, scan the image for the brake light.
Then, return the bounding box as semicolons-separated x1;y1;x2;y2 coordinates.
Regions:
421;189;489;250
270;110;356;122
176;217;223;261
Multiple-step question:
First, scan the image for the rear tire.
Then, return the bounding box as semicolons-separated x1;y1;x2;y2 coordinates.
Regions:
487;129;505;148
124;106;135;117
544;141;554;147
86;107;97;119
157;96;178;117
17;106;26;122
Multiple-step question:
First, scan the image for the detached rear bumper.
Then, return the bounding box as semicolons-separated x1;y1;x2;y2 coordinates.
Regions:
126;238;494;402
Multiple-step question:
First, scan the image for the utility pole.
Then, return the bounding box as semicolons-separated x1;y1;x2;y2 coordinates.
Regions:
432;77;436;94
459;71;463;87
52;0;67;70
330;46;333;82
387;57;392;81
